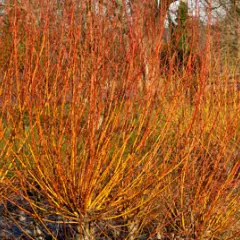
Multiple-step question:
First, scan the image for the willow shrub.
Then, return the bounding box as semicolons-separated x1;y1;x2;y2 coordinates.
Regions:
0;0;239;239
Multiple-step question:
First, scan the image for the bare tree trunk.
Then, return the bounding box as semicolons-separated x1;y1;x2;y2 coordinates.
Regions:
236;2;240;62
128;219;139;240
232;0;240;65
75;219;95;240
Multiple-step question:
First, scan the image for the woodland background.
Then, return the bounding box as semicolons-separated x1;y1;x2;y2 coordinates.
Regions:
0;0;239;239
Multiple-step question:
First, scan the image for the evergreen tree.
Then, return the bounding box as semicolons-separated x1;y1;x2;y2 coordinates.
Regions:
169;0;189;68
